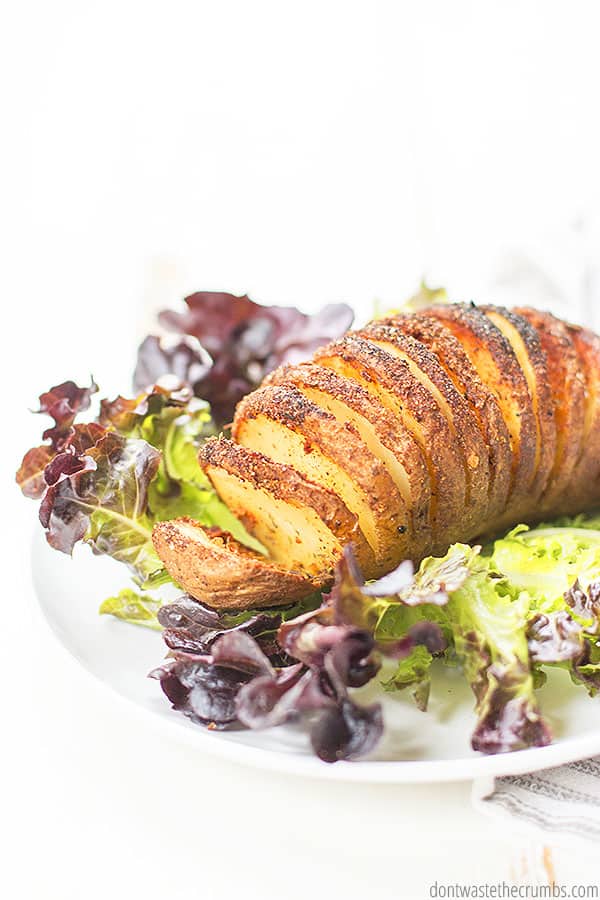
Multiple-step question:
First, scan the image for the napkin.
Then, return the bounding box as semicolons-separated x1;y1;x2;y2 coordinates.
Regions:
473;760;600;845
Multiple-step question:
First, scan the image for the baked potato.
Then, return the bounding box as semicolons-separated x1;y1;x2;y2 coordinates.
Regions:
152;303;600;609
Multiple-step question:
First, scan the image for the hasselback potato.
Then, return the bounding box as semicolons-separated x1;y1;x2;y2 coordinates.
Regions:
152;303;600;608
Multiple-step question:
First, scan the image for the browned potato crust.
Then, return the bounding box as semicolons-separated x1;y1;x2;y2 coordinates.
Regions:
200;437;375;577
386;312;512;524
264;361;431;558
516;307;586;510
313;335;467;554
481;305;557;508
362;320;490;533
152;519;316;608
561;323;600;513
427;303;537;518
232;383;406;574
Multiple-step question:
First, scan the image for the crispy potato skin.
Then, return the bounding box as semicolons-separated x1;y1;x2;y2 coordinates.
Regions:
387;312;512;522
232;382;407;573
264;361;431;557
155;303;600;611
516;307;586;510
481;305;557;510
427;303;538;516
200;436;375;575
362;320;490;533
560;323;600;513
314;334;467;553
152;519;316;608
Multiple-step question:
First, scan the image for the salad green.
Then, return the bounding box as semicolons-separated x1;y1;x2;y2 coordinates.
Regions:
17;380;259;601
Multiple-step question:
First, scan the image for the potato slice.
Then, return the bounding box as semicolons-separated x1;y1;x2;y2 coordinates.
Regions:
152;519;317;609
387;312;512;523
232;384;407;575
560;322;600;513
200;437;374;578
362;321;490;532
481;305;556;505
428;303;537;518
516;307;586;510
313;335;466;553
264;361;431;558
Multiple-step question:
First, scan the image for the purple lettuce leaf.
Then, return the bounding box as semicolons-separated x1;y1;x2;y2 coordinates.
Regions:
16;380;100;498
39;430;166;586
527;611;585;663
235;616;384;762
309;699;384;763
570;640;600;695
235;665;311;728
135;291;354;425
470;661;553;754
209;631;275;676
150;548;451;761
37;379;98;450
152;588;385;760
150;633;279;728
15;445;55;499
16;376;246;590
564;579;600;633
133;335;210;397
157;593;317;663
528;581;600;696
150;656;253;728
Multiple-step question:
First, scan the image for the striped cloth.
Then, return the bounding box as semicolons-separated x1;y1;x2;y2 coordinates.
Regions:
473;758;600;844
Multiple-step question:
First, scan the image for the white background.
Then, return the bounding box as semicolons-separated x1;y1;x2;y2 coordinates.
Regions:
2;1;600;897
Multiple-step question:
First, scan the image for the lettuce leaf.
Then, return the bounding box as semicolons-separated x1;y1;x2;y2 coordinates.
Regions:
39;430;169;586
374;546;473;709
136;292;354;426
327;545;470;711
158;592;320;660
18;378;261;597
36;379;98;449
99;383;261;549
328;543;551;751
380;645;434;710
488;523;600;611
99;588;163;629
488;519;600;695
16;379;99;498
151;614;385;762
445;556;551;752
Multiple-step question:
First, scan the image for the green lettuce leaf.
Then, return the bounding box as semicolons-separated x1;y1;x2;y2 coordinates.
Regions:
99;588;163;629
381;645;434;710
488;523;600;612
488;517;600;696
100;384;262;550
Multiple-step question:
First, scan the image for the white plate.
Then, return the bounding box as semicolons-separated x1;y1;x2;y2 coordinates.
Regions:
32;531;600;783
